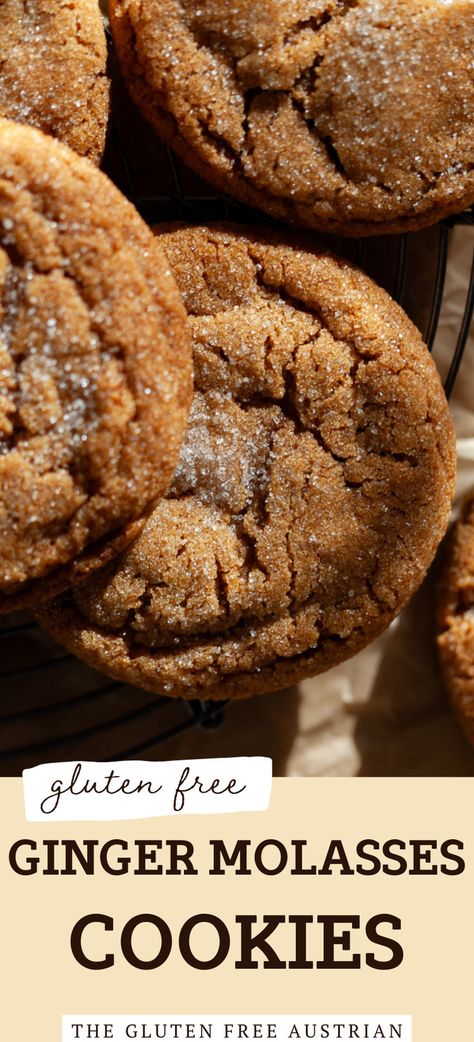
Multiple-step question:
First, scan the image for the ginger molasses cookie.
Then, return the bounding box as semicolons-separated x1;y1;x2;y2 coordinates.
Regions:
0;120;192;611
438;491;474;749
0;0;109;164
108;0;474;236
38;224;456;700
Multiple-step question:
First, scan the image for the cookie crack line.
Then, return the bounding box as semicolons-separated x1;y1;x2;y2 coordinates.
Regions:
186;5;346;53
189;230;367;359
57;578;397;684
282;2;360;46
244;244;425;382
63;462;440;661
112;5;364;193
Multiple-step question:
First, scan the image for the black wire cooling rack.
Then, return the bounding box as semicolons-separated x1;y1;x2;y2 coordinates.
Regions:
1;59;473;774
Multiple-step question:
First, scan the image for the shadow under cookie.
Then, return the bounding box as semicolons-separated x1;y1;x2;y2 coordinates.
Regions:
354;559;474;776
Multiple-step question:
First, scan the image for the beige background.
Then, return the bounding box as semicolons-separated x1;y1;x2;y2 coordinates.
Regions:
1;777;473;1039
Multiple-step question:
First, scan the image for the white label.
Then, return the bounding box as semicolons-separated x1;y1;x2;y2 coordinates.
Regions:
22;757;272;821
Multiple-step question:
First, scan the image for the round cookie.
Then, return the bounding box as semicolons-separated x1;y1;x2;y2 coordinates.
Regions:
108;0;474;236
0;119;192;611
437;490;474;750
38;224;456;700
0;0;109;164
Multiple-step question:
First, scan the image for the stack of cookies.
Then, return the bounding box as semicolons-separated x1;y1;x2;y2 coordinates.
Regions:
0;1;473;717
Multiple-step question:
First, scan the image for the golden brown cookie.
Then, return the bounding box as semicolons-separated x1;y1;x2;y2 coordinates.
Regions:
37;224;456;700
437;490;474;749
108;0;474;236
0;0;109;164
0;119;192;611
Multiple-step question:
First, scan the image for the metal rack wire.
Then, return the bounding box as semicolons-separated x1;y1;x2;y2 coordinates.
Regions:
1;69;473;774
0;614;229;774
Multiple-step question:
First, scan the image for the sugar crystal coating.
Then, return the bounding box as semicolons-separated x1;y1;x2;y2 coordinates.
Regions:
0;0;109;164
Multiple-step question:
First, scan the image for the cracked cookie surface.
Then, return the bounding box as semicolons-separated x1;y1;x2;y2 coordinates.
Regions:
0;0;109;164
0;120;192;610
109;0;474;235
438;490;474;749
38;224;456;699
